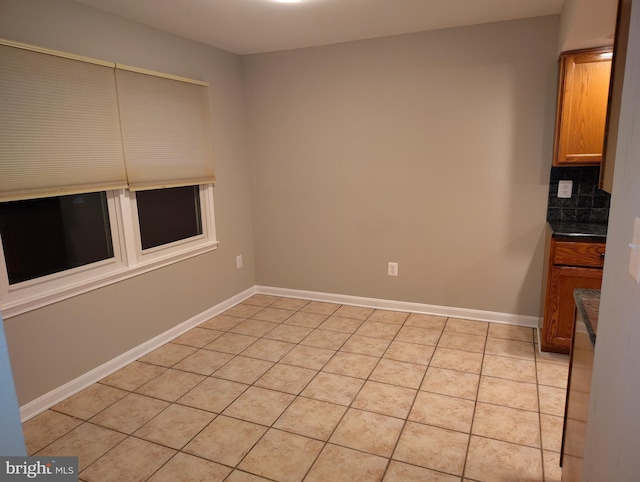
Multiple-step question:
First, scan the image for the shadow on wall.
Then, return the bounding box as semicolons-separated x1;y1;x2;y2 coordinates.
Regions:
0;312;26;455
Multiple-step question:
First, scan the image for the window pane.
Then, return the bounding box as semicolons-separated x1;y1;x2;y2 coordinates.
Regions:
136;186;202;250
0;192;113;284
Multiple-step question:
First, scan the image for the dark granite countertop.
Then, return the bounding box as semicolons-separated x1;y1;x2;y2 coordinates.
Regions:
548;221;608;240
574;289;600;346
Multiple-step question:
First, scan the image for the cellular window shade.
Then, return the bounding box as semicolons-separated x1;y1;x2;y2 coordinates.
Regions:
115;66;216;191
0;43;127;202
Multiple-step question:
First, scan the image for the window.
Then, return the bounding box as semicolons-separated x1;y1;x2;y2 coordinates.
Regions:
0;192;113;284
0;41;218;317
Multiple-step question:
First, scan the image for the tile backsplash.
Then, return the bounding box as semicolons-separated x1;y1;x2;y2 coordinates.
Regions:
546;166;610;223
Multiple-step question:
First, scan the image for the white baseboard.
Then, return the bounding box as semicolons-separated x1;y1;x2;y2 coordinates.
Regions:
20;284;539;421
19;286;257;422
256;285;540;328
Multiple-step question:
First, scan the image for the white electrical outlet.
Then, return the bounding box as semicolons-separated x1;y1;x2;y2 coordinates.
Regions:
236;255;243;269
558;180;573;198
388;262;398;277
628;218;640;284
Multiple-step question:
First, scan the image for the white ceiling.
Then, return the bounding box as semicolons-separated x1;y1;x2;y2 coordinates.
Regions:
73;0;568;55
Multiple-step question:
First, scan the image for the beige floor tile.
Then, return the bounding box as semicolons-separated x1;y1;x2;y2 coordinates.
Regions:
393;421;469;476
282;311;328;328
243;294;280;307
99;361;166;391
481;354;536;383
139;343;198;367
212;356;274;384
255;363;317;394
224;304;265;318
263;323;313;343
223;386;295;425
394;325;442;345
81;437;175;482
135;369;205;402
240;338;296;362
535;349;570;365
183;415;267;466
204;333;259;354
384;460;460;482
239;429;324;482
405;313;447;330
89;393;169;434
330;408;404;457
368;309;410;325
409;391;475;433
370;358;426;389
485;337;535;361
300;301;341;316
279;345;335;370
341;334;391;357
226;470;272;481
36;422;125;471
471;402;540;448
178;377;248;413
251;307;296;323
538;384;567;417
172;327;224;348
355;320;402;339
383;341;435;365
134;404;215;449
318;315;363;334
477;375;539;411
301;329;350;350
273;397;347;441
543;450;562;482
488;323;534;342
421;367;479;400
23;410;83;454
173;349;234;375
333;305;374;320
53;384;127;420
147;452;231;482
301;372;365;406
230;319;278;337
464;435;543;481
537;360;569;388
352;380;417;418
540;414;563;453
322;351;379;379
199;314;246;331
437;331;486;353
445;318;488;336
270;297;310;311
430;347;483;374
305;444;388;482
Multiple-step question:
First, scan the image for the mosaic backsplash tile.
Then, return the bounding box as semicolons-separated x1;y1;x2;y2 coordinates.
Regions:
546;166;610;224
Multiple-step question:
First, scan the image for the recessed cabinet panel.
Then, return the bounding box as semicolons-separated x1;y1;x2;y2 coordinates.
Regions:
554;47;613;167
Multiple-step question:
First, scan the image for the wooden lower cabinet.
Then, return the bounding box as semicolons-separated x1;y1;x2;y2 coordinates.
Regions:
540;230;605;353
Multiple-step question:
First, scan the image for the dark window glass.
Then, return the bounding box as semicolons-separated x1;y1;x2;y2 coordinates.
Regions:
136;186;202;250
0;192;113;284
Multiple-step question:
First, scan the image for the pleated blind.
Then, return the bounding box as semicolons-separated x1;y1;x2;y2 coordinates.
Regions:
0;42;127;202
116;65;216;191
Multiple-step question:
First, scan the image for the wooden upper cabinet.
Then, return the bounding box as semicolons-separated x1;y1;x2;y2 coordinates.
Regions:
553;47;613;167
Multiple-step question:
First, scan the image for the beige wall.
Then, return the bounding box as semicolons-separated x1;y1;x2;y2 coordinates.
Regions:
243;16;558;316
0;0;256;405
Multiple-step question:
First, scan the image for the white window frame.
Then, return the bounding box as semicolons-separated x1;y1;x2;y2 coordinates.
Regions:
0;184;217;318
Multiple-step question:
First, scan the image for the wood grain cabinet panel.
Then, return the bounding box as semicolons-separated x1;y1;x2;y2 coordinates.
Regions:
553;47;613;167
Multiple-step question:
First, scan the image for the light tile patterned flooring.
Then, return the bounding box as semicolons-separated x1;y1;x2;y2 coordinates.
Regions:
23;295;570;481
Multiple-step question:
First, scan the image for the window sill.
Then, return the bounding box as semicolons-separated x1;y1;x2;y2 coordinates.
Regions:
0;240;219;318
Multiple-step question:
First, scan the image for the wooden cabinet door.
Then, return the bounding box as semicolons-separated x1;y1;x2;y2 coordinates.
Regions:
554;48;612;166
541;266;602;353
